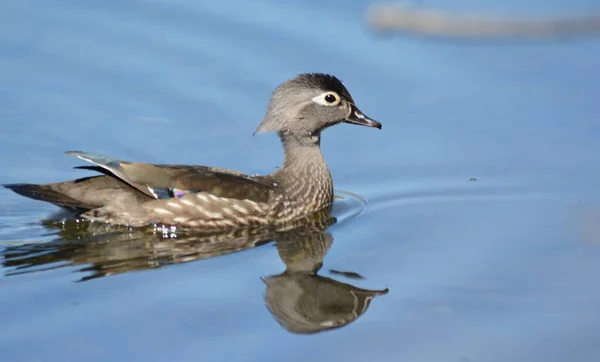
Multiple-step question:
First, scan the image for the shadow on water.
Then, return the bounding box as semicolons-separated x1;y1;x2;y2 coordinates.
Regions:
1;197;388;335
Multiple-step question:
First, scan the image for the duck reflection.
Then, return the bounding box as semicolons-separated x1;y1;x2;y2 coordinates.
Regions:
2;207;388;334
265;223;388;334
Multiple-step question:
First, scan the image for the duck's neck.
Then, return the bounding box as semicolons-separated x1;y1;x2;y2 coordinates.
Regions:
272;132;333;211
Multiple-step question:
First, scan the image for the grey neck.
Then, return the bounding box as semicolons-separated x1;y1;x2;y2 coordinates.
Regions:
272;132;334;210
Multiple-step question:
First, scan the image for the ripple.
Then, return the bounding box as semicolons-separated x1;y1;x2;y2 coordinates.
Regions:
335;177;563;221
331;189;372;227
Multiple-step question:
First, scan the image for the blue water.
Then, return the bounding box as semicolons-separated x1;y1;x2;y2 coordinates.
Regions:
1;1;600;361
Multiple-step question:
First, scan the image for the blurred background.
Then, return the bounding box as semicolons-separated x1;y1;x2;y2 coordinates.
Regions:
1;1;599;361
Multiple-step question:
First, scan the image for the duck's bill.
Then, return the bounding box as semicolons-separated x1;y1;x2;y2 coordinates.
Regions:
344;104;382;129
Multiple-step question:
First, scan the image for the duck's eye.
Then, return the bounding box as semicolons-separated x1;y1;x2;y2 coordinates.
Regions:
312;92;341;106
324;93;337;104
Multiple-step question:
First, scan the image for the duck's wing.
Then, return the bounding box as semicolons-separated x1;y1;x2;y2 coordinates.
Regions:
66;151;277;203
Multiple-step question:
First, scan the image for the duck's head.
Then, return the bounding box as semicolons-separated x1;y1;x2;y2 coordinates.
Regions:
255;73;381;139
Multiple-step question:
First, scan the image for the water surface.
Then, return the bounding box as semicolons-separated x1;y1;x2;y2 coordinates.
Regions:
1;1;600;361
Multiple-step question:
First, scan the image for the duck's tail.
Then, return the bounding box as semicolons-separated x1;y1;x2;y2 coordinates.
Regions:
3;183;89;211
4;174;152;213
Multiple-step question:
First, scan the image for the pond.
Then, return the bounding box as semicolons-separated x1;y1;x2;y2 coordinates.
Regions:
1;1;600;361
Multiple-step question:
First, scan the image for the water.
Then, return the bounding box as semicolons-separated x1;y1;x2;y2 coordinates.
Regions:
1;1;600;361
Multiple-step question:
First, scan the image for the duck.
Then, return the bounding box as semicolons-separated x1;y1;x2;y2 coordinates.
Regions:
3;73;381;231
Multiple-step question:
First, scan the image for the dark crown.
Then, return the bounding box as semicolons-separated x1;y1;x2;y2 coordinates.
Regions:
290;73;355;103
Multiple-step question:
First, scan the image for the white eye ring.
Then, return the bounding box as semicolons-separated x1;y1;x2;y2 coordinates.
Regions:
312;92;341;106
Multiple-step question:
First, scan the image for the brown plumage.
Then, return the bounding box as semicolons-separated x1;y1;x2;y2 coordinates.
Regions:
4;73;382;230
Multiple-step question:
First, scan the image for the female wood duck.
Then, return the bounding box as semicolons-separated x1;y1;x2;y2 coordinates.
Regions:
4;73;381;230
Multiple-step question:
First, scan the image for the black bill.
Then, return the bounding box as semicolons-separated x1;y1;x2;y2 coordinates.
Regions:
344;104;382;129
